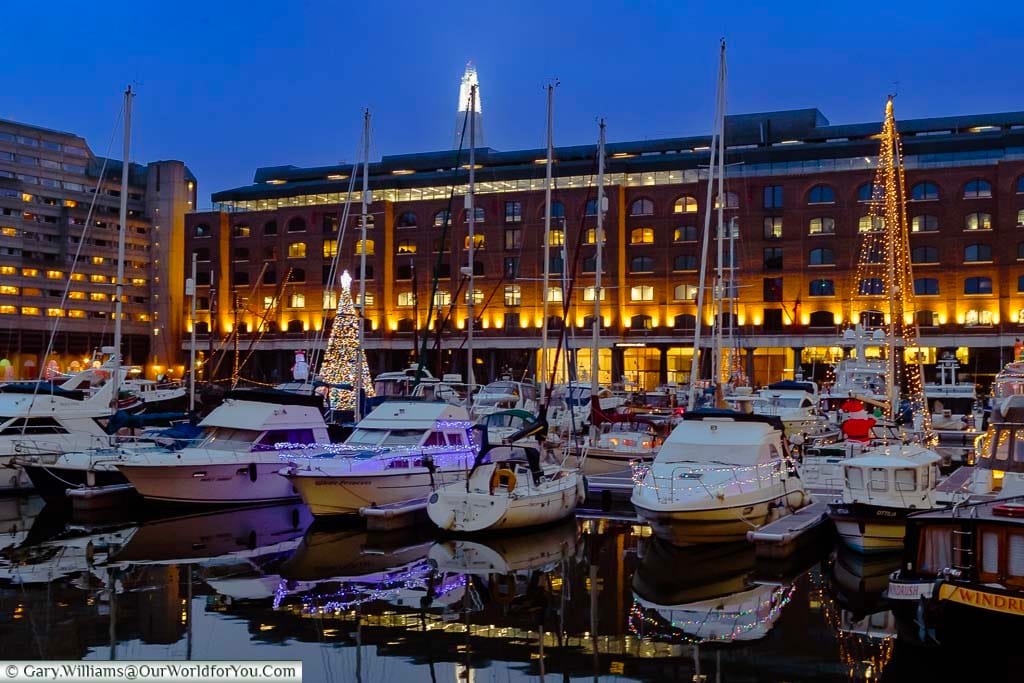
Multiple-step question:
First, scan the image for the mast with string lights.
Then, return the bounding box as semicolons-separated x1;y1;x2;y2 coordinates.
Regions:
321;270;374;411
851;96;932;438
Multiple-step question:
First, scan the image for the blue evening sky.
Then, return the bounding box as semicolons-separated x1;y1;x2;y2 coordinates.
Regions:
1;1;1020;203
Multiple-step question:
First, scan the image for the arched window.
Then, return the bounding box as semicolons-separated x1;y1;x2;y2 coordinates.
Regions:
396;239;416;254
548;201;565;218
916;311;939;327
582;286;606;301
585;199;599;216
964;277;993;295
965;212;992;231
232;224;250;237
673;254;698;271
673;314;696;330
911;215;938;232
808;217;835;235
1017;175;1024;193
397;211;417;228
673;196;698;214
630;227;654;244
464;206;485;223
965;309;994;326
911;246;938;264
964;244;992;262
673;284;697;301
583;228;606;244
291;268;306;282
674;225;698;242
808;311;835;327
630;256;655;273
548;228;565;246
265;321;278;333
630;198;654;216
911;182;939;201
1018;242;1024;260
860;310;884;328
287;242;306;258
630;314;653;330
857;182;878;202
859;278;885;295
193;247;210;262
355;239;374;255
263;220;278;235
914;278;939;295
396;318;415;332
629;285;654;301
286;320;304;333
433;209;451;227
262;245;277;260
1018;275;1024;293
963;178;992;199
808;248;834;266
809;279;834;296
322;240;338;258
858;215;885;233
286;216;306;233
193;223;209;237
716;312;737;329
714;192;739;209
807;184;835;204
289;293;305;308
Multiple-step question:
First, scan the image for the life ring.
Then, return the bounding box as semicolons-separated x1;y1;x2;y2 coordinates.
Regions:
489;467;517;495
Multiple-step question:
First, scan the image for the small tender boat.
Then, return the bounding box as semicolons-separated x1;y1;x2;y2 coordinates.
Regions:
282;401;477;516
426;416;585;533
826;444;943;553
631;410;808;545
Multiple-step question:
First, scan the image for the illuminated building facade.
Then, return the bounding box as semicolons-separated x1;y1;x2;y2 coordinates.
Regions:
0;119;197;378
186;108;1024;389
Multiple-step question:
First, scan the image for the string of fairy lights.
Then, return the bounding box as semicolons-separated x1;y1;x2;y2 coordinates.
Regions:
849;97;933;440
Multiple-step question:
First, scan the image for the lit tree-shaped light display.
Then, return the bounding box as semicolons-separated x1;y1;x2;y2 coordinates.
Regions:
320;270;374;411
851;97;931;437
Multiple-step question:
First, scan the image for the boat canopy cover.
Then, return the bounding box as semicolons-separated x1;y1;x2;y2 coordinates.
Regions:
682;408;784;432
223;388;324;408
766;380;816;394
0;382;85;400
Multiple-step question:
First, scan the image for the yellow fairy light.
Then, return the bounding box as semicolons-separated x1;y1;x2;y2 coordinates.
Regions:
319;270;375;410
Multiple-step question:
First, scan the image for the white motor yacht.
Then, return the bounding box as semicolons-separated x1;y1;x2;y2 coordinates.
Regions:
631;410;808;544
820;326;892;413
115;390;332;505
282;401;477;516
470;379;538;419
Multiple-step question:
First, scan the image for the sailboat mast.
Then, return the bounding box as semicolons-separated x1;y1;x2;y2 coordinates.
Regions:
356;109;370;422
687;41;726;409
540;83;555;399
111;85;132;409
713;51;727;388
590;120;606;398
466;86;477;387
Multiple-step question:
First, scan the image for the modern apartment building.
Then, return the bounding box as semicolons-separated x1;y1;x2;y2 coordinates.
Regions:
185;107;1024;389
0;119;196;379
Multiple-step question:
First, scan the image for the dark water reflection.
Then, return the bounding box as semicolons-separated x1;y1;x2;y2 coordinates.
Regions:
0;498;1013;681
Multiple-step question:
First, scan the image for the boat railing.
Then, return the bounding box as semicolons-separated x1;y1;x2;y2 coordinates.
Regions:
635;460;785;504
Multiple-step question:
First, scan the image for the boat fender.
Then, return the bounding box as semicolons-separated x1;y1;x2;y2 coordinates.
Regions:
248;463;258;482
577;476;588;505
489;468;516;495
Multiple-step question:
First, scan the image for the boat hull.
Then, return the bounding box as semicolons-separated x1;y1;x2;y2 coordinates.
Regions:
117;462;298;505
21;465;127;502
827;502;913;553
632;481;807;545
288;469;467;517
572;450;652;476
427;474;583;532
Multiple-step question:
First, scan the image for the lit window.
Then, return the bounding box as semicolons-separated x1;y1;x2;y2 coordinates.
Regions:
233;224;251;237
808;217;835;235
548;229;565;246
673;196;697;214
965;212;992;230
503;285;521;306
584;228;606;244
396;240;416;254
288;242;307;258
22;268;38;277
289;293;305;308
630;285;654;301
673;284;697;301
1018;209;1024;227
355;239;375;255
432;290;451;307
0;305;15;314
858;216;885;233
547;286;563;303
582;286;606;301
131;278;145;286
67;309;85;318
322;239;338;258
714;192;739;209
68;291;85;300
912;215;938;232
89;274;106;284
965;309;994;326
0;266;14;275
263;296;274;309
674;225;698;242
46;308;63;317
21;307;39;316
963;179;992;199
464;234;485;250
89;292;107;301
397;292;416;307
70;273;84;282
0;285;17;295
0;227;16;237
630;227;654;244
45;270;62;279
464;288;484;305
763;217;783;239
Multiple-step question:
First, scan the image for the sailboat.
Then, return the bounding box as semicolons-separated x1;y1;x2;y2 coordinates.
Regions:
425;87;585;533
826;96;945;553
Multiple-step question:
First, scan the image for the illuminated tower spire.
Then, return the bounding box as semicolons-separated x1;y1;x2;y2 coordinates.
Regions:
454;62;484;149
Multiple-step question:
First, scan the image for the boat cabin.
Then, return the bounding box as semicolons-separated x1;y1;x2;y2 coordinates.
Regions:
839;448;941;508
343;401;474;453
653;411;786;467
196;391;331;452
969;395;1024;498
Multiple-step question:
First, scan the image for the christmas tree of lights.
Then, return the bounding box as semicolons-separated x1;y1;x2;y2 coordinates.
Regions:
851;97;932;438
320;270;374;411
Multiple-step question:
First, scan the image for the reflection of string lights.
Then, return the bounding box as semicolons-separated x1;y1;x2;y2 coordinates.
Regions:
627;583;796;644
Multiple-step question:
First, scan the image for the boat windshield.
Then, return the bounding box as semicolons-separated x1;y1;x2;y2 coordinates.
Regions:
381;430;426;446
346;428;388;446
202;428;262;450
754;397;804;409
658;443;773;466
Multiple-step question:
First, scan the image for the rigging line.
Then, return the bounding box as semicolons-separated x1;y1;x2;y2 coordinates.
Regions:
415;103;472;383
22;96;126;431
228;262;271;386
218;266;292;380
308;135;363;377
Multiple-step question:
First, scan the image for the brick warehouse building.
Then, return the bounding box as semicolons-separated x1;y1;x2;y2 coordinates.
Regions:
185;108;1024;390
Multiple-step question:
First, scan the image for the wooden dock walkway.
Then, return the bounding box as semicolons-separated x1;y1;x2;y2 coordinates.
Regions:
747;500;832;559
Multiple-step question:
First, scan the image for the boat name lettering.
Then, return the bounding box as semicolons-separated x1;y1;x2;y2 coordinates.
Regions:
940;584;1024;615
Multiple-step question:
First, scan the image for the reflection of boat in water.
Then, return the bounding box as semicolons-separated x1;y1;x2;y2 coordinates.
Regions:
831;544;902;610
428;519;578;575
630;538;793;644
0;518;136;585
0;495;45;551
280;524;432;583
